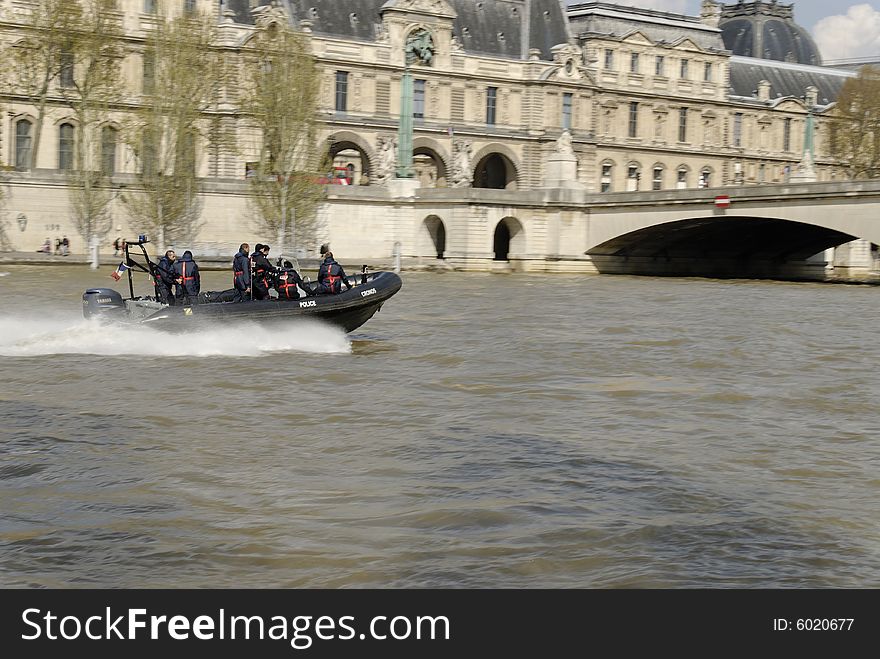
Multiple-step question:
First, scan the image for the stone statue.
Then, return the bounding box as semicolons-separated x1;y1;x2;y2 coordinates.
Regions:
451;139;472;187
375;134;398;184
556;130;574;157
405;28;434;66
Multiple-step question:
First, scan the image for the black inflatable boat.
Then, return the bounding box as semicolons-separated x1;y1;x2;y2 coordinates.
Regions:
82;238;402;333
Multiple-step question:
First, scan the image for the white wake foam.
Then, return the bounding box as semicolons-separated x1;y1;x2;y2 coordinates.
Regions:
0;312;351;357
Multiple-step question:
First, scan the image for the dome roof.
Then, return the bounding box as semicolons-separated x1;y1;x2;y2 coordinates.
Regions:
719;2;822;66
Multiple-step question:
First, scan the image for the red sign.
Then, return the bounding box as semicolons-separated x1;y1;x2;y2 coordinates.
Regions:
714;195;731;207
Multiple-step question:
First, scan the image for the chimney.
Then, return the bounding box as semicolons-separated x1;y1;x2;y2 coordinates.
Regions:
700;0;721;29
757;79;771;101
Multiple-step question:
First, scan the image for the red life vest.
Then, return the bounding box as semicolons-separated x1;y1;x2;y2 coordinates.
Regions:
180;262;195;284
277;272;300;299
322;262;342;293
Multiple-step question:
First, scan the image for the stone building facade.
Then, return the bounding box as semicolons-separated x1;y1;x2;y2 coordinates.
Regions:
0;0;867;270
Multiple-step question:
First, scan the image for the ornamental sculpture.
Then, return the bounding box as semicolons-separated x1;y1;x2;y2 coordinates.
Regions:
405;28;434;66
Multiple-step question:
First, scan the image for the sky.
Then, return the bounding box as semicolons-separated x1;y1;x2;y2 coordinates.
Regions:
565;1;880;62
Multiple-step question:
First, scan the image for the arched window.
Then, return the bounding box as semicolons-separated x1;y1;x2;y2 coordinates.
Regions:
676;165;689;190
652;164;664;191
600;160;614;192
59;123;75;170
699;167;712;188
15;119;33;170
101;125;118;175
626;162;641;191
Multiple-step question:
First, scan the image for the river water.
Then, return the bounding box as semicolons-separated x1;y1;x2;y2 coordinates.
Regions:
0;265;878;588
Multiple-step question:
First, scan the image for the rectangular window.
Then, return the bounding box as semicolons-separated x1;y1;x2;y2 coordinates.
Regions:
60;48;74;87
626;165;639;191
184;0;196;13
733;112;743;147
413;79;426;119
628;101;638;138
783;117;792;151
655;55;665;76
562;92;572;130
704;62;712;82
486;86;497;125
680;59;689;79
335;71;348;112
652;167;663;191
600;164;612;192
677;169;687;189
604;49;614;70
678;107;688;143
143;0;157;13
759;163;766;182
142;51;155;94
630;52;639;74
101;126;117;175
15;120;32;170
59;124;74;170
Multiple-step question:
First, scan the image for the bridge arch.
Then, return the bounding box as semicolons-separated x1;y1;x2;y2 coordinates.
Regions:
326;131;375;184
418;214;447;259
412;137;450;188
493;216;524;261
472;143;519;190
587;215;859;278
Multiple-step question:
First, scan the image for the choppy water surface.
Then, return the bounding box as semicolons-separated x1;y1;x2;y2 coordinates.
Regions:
1;265;879;588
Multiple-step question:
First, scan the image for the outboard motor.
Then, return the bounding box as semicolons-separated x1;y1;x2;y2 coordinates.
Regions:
82;288;125;319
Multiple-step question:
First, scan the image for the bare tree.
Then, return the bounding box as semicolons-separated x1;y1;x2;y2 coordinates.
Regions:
7;0;82;169
121;9;219;249
59;0;125;252
242;18;324;256
830;65;880;179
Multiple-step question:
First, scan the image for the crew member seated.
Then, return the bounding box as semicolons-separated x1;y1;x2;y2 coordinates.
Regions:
317;244;352;294
275;260;306;300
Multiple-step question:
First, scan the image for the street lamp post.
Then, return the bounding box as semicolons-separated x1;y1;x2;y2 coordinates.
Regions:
396;56;414;179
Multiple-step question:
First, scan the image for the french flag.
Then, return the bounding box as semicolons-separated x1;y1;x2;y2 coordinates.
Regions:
110;262;129;281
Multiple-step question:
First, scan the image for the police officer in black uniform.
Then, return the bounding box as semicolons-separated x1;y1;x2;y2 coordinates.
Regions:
154;249;177;305
250;243;275;300
317;244;352;294
232;243;251;302
275;260;306;300
172;250;201;304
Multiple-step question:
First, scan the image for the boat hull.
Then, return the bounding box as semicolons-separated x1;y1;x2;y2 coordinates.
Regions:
88;271;402;333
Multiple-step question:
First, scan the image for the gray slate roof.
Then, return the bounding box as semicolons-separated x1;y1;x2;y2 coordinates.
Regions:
567;2;725;51
222;0;570;61
720;17;822;65
728;56;854;106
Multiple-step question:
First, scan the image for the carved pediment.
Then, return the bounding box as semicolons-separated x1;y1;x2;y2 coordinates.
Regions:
621;31;653;46
381;0;457;19
671;38;703;53
775;98;807;112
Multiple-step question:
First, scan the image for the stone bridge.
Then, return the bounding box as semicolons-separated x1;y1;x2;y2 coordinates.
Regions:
323;180;880;280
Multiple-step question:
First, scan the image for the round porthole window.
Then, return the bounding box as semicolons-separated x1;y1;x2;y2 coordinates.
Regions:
565;59;574;74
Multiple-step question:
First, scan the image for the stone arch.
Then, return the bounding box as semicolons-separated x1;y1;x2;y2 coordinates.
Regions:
419;214;447;259
471;143;520;190
412;137;450;188
325;130;376;184
493;216;525;261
